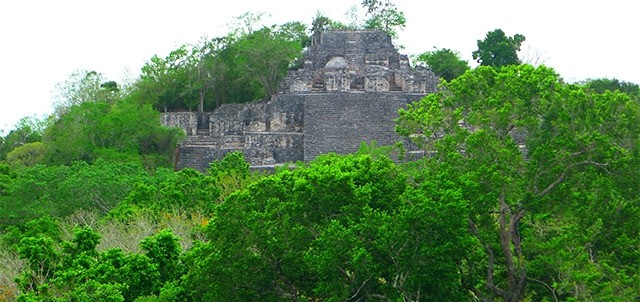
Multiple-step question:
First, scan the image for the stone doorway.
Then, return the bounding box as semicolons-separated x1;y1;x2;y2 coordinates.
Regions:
196;113;210;135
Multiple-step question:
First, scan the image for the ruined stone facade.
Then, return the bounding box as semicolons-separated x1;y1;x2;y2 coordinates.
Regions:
162;30;440;171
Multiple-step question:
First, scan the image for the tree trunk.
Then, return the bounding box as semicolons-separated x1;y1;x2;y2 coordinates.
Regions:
198;90;205;113
498;194;526;302
468;195;527;302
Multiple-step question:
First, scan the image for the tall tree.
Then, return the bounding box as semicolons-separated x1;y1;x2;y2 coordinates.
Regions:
43;98;183;166
138;46;194;112
137;17;306;110
396;64;640;301
472;29;525;67
416;48;470;82
187;38;226;112
232;25;305;97
53;70;121;117
208;21;306;104
361;0;406;39
5;142;45;168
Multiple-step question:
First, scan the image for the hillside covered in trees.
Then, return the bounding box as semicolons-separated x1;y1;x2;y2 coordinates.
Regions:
1;2;639;301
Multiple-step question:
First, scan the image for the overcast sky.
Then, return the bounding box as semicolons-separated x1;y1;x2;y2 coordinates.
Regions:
1;0;638;132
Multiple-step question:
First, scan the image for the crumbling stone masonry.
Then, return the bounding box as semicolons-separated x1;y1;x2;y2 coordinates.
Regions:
162;30;440;171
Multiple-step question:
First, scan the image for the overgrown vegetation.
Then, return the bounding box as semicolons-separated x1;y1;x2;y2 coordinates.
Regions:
135;15;309;112
1;3;639;301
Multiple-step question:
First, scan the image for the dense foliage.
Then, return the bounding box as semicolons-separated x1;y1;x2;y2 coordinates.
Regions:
415;48;470;82
0;117;48;162
397;64;640;301
135;18;308;113
9;221;184;301
472;29;525;67
134;0;407;113
0;160;149;227
43;99;183;167
183;153;472;301
1;7;639;301
584;77;640;100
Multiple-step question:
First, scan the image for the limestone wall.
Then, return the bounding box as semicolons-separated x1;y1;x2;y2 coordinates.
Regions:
163;91;427;170
161;112;198;136
301;92;424;161
167;96;306;170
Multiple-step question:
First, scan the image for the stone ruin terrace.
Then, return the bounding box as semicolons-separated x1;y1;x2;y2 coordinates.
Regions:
162;30;440;171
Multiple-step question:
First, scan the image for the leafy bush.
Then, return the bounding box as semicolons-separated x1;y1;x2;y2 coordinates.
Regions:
0;159;149;228
11;224;186;302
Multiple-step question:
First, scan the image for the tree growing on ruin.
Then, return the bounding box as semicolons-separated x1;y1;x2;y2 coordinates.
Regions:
232;25;305;97
138;46;193;112
362;0;406;39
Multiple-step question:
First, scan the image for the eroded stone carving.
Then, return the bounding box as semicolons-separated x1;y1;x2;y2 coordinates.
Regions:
279;30;437;94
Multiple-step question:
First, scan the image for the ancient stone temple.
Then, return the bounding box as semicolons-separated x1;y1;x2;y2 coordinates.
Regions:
161;30;439;171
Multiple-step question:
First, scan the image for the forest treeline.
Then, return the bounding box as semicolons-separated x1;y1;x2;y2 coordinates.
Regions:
1;1;639;301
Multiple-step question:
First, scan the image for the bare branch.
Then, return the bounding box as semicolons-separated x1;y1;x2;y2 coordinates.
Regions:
537;159;611;197
348;277;370;301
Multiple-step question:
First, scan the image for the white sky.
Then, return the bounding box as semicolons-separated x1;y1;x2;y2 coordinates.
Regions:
1;0;638;132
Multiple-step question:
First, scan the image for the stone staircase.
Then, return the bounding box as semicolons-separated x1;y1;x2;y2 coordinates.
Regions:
178;131;304;171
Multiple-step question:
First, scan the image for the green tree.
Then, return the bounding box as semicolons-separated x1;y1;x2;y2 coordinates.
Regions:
213;18;307;104
11;224;186;301
183;153;472;301
584;77;640;100
472;29;525;67
396;64;640;301
111;166;220;218
5;142;45;168
140;230;182;284
0;116;49;161
187;38;226;112
64;280;125;302
276;21;311;49
0;159;151;227
416;48;470;82
137;46;193;112
0;164;12;197
43;98;183;166
207;151;250;180
53;70;122;117
0;164;72;227
44;101;109;164
361;0;406;39
232;26;304;97
135;16;306;111
15;235;59;296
